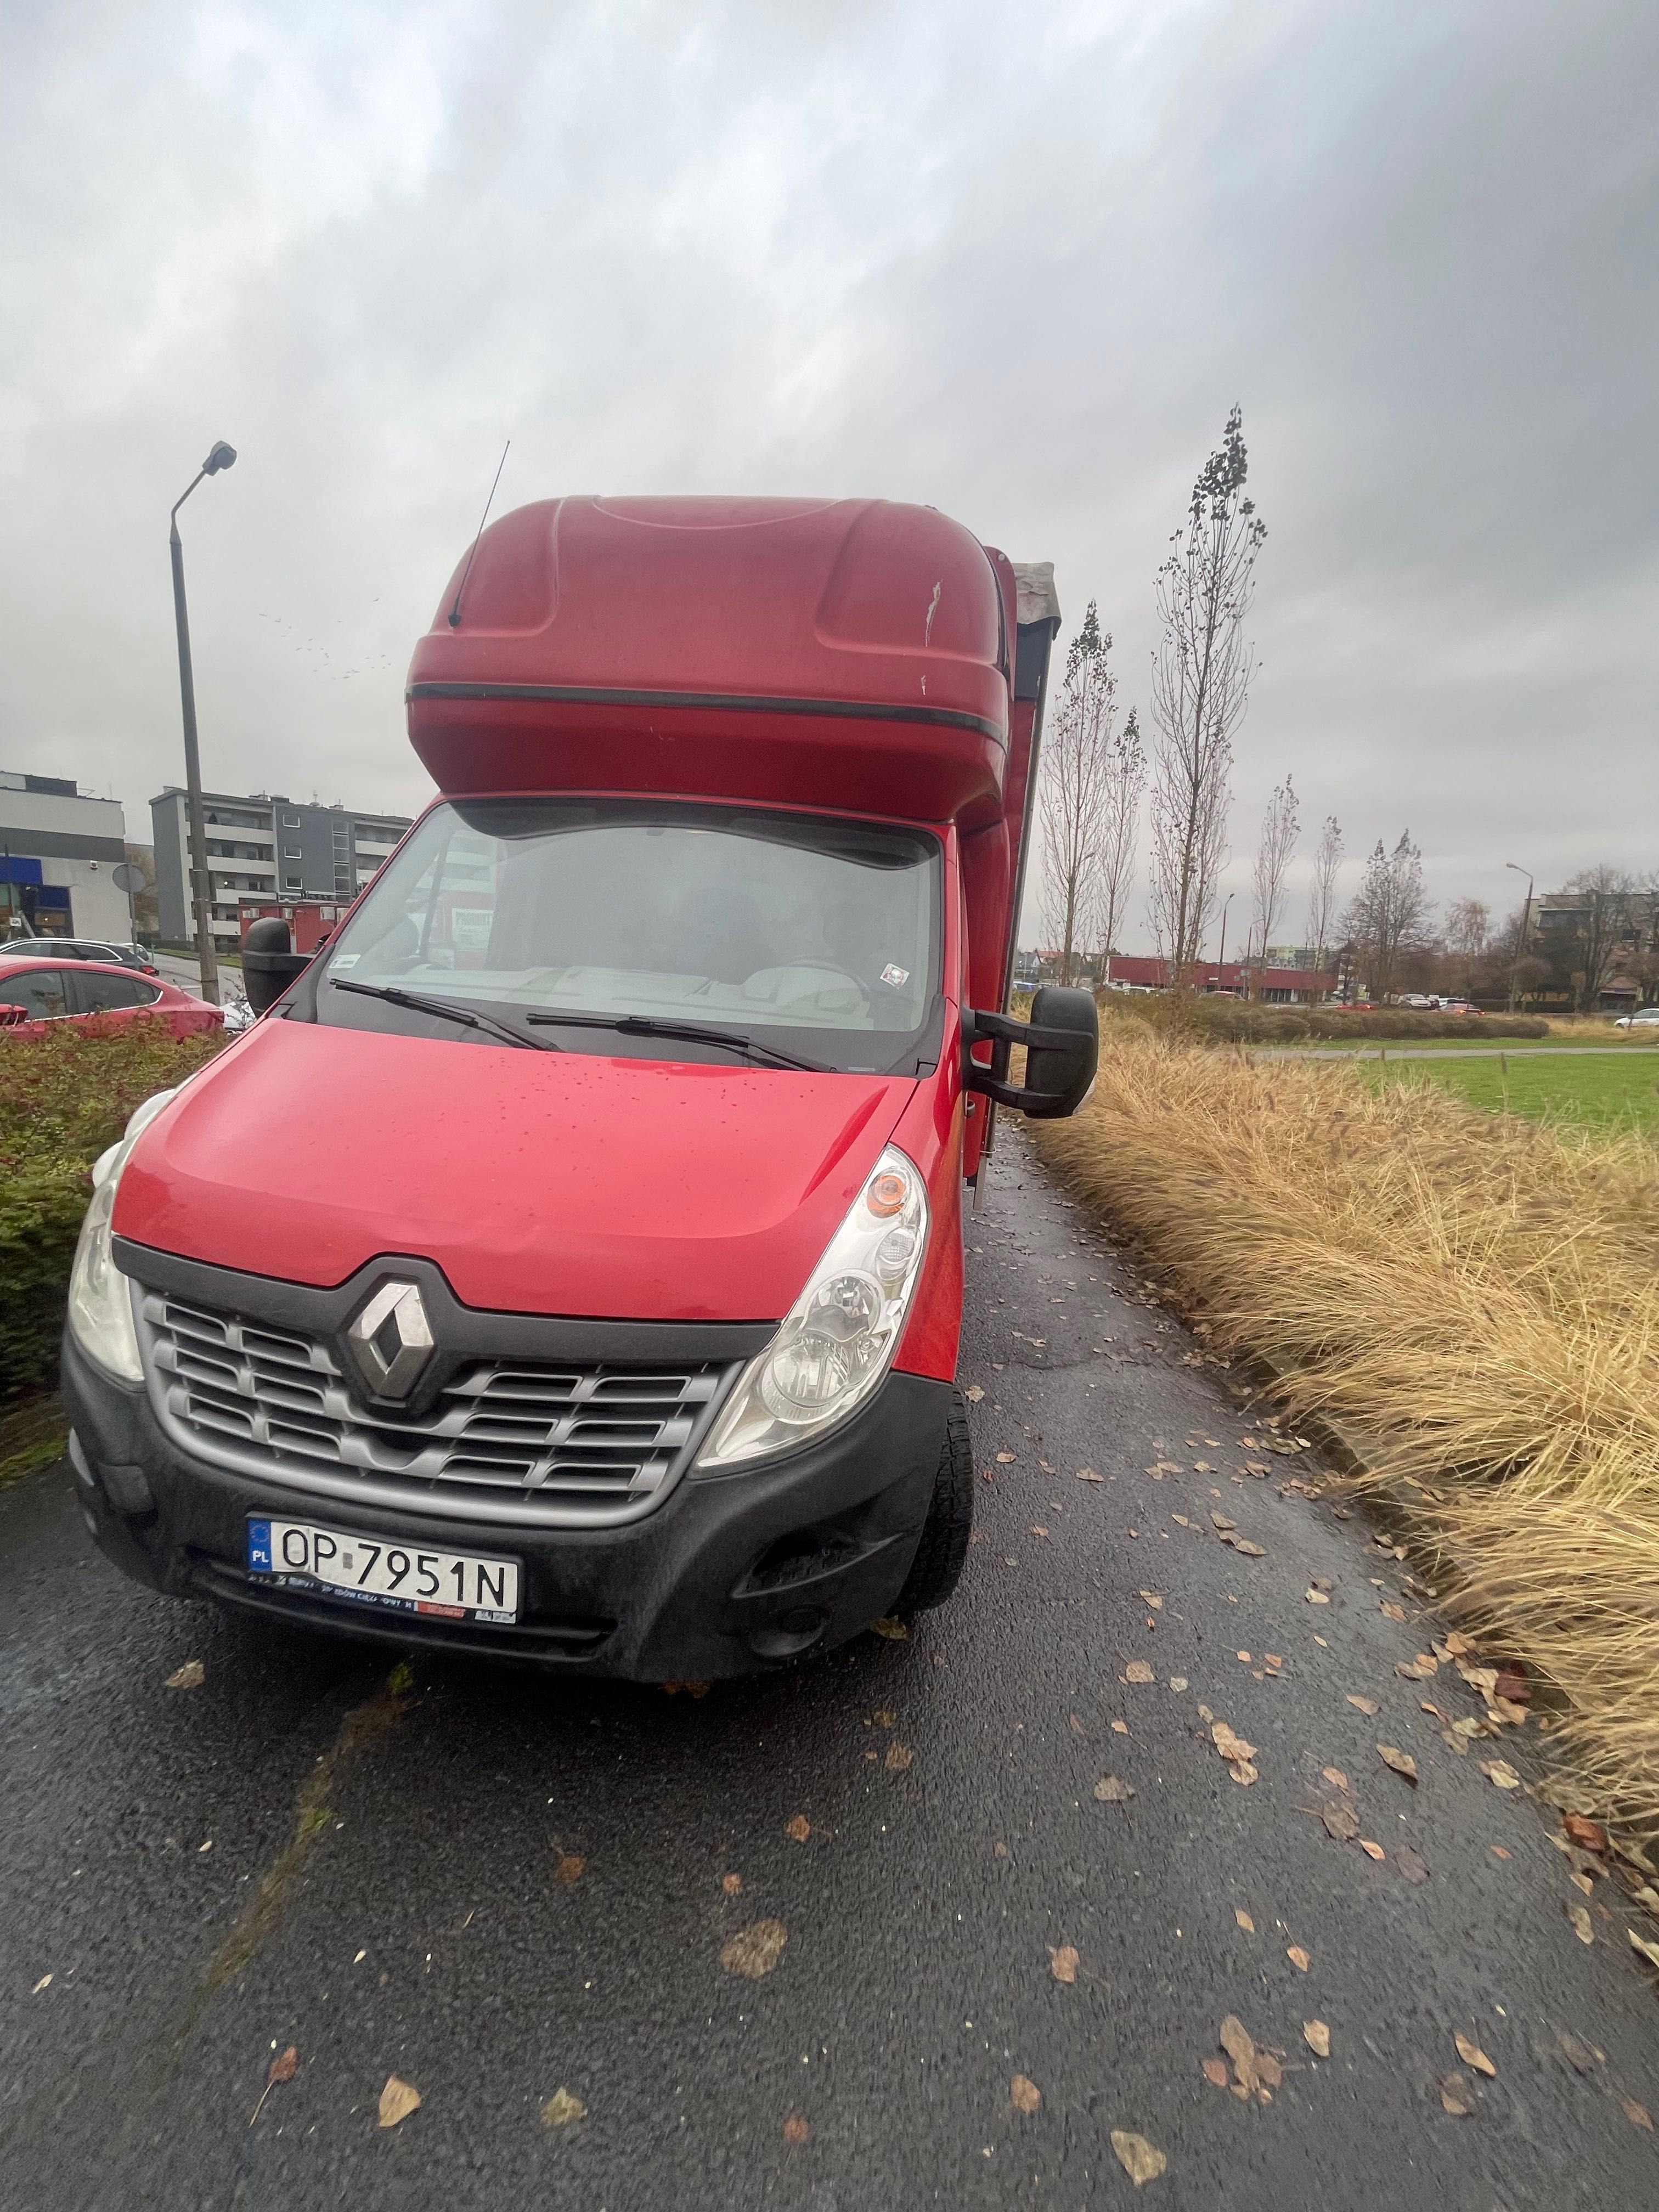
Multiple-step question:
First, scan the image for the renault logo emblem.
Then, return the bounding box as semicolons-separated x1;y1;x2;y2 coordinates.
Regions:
347;1281;434;1398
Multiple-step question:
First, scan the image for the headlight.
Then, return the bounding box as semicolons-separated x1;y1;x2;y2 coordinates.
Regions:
696;1145;929;1469
66;1090;176;1385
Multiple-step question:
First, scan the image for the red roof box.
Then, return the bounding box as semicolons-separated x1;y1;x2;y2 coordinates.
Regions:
407;496;1013;826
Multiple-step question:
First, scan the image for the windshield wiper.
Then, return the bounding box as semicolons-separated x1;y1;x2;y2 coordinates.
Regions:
523;1008;831;1073
329;977;554;1052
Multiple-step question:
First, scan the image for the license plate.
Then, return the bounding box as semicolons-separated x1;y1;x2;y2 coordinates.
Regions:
246;1516;520;1624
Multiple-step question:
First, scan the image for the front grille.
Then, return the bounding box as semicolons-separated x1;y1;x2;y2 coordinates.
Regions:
139;1291;732;1527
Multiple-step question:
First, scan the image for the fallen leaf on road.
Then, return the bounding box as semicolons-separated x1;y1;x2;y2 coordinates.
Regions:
1493;1667;1531;1704
377;2076;422;2129
1321;1803;1361;1842
721;1873;742;1895
1011;2074;1041;2114
1111;1719;1129;1734
997;1452;1017;1464
1218;2014;1280;2102
1346;1695;1381;1717
249;2045;298;2126
721;1921;789;1978
541;2087;586;2127
1094;1776;1135;1803
1212;1721;1256;1763
1377;1745;1418;1785
1228;1760;1259;1786
1622;2097;1654;2130
1557;2032;1599;2073
1455;2035;1495;2077
1125;1661;1155;1684
1048;1945;1079;1984
1568;1906;1594;1946
1457;1660;1500;1696
165;1660;205;1690
964;1384;984;1402
1234;1908;1255;1932
1396;1847;1430;1884
1139;1591;1163;1609
1304;2020;1330;2057
1306;1589;1330;1606
1169;1677;1188;1691
1563;1814;1609;1854
1211;1512;1236;1531
1109;2130;1167;2184
1171;1514;1200;1530
782;2113;809;2143
1379;1601;1405;1623
1223;1535;1267;1556
870;1618;907;1640
1202;2056;1229;2088
785;1814;811;1841
1359;1839;1387;1861
1396;1658;1437;1681
1076;1467;1104;1483
554;1854;585;1886
885;1742;913;1773
1481;1760;1522;1791
1286;1945;1310;1972
1629;1930;1659;1969
1438;2071;1474;2117
1323;1767;1350;1791
1571;1871;1595;1897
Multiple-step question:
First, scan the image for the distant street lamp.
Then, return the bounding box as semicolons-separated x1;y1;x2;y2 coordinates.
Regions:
170;442;237;1005
1505;860;1534;1014
1216;892;1236;985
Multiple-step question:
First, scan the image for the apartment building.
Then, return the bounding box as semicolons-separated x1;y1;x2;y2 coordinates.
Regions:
1;769;132;943
150;787;411;948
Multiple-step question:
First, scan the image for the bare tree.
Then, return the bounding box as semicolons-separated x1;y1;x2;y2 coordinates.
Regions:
1562;865;1639;1012
1443;896;1491;996
1039;602;1115;986
1304;815;1343;990
1148;407;1267;981
1246;774;1299;995
1096;706;1146;986
1342;831;1436;1001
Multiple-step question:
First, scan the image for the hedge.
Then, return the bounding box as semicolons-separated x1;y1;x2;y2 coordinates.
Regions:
0;1019;227;1402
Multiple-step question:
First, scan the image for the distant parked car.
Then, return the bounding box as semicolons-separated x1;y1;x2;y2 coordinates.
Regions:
1613;1007;1659;1031
0;957;222;1039
0;936;159;977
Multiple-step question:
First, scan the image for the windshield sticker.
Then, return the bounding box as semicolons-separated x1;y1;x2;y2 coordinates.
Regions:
880;963;910;990
330;952;360;969
449;908;494;951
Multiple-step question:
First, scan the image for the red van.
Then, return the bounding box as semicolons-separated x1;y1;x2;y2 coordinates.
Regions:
61;498;1096;1676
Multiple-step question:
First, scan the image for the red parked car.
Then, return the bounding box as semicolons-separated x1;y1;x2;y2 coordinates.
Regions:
61;496;1096;1678
0;957;222;1039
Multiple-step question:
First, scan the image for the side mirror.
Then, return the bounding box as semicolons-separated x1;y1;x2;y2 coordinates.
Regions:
963;986;1098;1120
0;1003;25;1029
241;916;313;1016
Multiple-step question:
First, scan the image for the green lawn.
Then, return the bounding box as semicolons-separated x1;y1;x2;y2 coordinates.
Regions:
1277;1034;1658;1053
1368;1051;1659;1132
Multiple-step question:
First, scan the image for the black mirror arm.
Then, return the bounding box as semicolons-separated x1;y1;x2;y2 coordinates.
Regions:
961;1006;1088;1109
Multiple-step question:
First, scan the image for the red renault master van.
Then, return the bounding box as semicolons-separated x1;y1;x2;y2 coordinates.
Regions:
61;498;1096;1676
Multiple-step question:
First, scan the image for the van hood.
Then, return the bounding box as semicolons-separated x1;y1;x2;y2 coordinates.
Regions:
113;1019;915;1321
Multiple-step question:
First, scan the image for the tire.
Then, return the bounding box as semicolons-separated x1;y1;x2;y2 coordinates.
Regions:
894;1390;974;1614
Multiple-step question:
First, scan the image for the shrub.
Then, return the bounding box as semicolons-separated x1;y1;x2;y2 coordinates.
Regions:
0;1018;227;1401
1097;994;1550;1045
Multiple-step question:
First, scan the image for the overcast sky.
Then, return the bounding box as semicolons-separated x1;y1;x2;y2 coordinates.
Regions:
3;0;1654;952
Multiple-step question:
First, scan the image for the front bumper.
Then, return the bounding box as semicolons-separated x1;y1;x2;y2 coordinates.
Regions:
61;1328;950;1679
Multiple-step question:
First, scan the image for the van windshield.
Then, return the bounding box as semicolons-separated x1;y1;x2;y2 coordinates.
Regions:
310;799;942;1074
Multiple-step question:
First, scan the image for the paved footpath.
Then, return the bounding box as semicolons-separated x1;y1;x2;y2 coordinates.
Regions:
3;1128;1657;2210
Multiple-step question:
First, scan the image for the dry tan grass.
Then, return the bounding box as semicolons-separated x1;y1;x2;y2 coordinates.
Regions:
1030;1025;1659;1837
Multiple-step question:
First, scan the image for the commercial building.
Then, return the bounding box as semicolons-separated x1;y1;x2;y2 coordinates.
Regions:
1;770;132;944
150;787;412;949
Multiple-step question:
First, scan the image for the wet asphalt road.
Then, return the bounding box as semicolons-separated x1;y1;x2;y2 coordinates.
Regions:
4;1127;1659;2211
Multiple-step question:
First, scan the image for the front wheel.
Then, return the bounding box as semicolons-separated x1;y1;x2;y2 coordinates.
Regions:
893;1390;974;1613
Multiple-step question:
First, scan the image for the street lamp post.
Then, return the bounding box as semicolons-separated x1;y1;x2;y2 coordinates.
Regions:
1216;893;1235;988
1505;861;1534;1015
170;442;237;1005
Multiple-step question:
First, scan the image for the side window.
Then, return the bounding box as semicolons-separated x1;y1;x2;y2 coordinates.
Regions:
0;968;71;1020
72;970;144;1013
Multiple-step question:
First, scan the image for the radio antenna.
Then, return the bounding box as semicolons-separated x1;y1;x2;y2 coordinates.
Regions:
447;439;511;628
